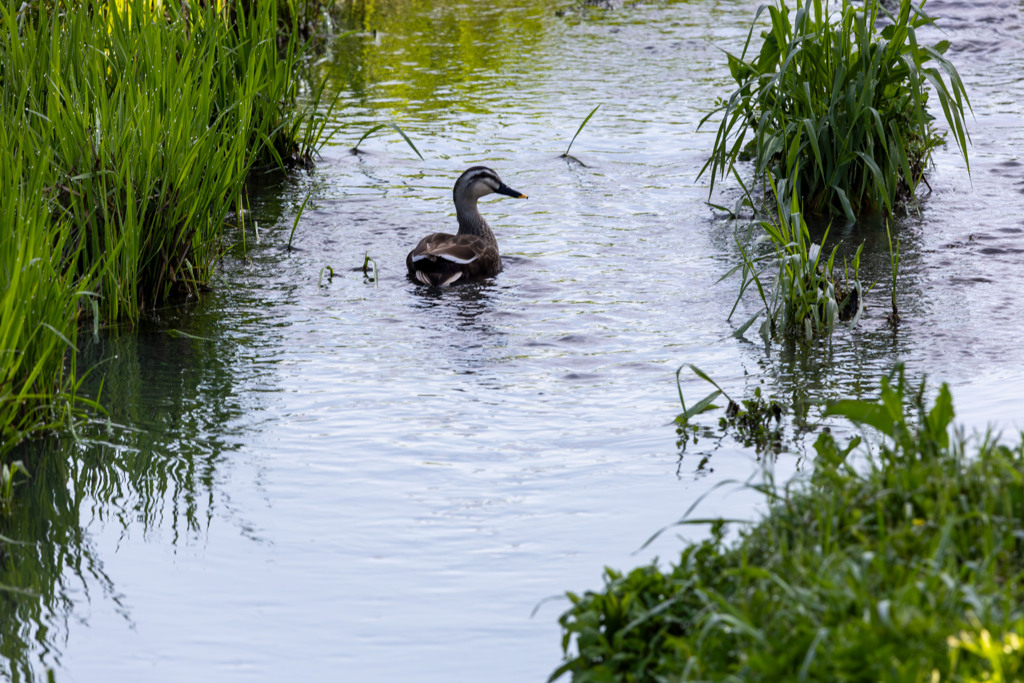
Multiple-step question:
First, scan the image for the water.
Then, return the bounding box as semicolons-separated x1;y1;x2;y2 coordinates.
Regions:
3;0;1024;680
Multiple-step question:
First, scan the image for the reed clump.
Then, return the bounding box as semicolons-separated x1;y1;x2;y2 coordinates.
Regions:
701;0;971;221
706;0;968;345
552;365;1024;682
0;0;336;461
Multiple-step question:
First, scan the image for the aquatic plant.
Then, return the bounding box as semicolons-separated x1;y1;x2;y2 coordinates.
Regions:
0;142;83;458
675;365;786;457
730;180;862;344
1;0;335;320
552;364;1024;682
700;0;971;220
361;253;379;284
886;219;901;327
288;192;315;251
318;265;335;288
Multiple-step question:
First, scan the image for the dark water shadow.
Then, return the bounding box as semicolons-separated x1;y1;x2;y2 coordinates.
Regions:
408;277;508;344
0;306;268;681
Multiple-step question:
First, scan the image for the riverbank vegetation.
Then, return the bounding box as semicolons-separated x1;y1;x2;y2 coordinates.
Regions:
552;365;1024;682
0;0;337;466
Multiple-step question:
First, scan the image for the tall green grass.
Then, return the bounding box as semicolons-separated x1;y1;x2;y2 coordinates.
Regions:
552;365;1024;682
2;0;334;318
0;0;337;461
0;143;83;458
700;0;971;220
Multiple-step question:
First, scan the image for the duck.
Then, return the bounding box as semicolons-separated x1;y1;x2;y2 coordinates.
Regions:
406;166;527;286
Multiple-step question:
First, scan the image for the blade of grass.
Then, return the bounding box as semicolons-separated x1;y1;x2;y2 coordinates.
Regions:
562;104;601;158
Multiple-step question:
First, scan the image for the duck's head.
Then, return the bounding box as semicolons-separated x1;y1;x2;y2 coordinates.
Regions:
454;166;528;204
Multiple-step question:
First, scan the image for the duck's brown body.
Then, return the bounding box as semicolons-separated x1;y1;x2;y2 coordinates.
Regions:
406;167;526;287
406;233;502;286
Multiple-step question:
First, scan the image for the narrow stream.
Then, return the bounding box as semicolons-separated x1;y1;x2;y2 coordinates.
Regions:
3;1;1024;680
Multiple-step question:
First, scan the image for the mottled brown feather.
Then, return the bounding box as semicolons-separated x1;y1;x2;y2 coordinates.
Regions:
405;233;501;287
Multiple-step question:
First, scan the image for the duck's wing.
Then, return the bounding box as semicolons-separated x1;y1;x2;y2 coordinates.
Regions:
407;233;501;286
408;233;487;264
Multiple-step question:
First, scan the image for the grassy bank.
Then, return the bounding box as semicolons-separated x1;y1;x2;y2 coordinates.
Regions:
0;145;82;461
552;366;1024;682
0;0;336;463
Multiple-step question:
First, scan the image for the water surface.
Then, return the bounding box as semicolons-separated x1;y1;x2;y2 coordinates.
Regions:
3;0;1024;680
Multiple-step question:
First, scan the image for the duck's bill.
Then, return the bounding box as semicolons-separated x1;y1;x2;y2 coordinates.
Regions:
496;183;528;199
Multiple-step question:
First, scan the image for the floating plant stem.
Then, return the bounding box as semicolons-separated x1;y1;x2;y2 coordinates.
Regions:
351;122;424;160
318;265;334;288
288;191;314;252
886;219;901;327
361;253;378;285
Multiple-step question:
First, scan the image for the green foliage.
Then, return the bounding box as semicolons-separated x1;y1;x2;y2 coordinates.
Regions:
26;0;328;309
719;388;785;455
0;460;27;511
553;364;1024;682
1;0;333;317
948;625;1024;683
700;0;971;220
730;182;862;343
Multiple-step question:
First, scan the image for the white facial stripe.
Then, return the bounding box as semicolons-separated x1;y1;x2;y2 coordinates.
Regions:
466;170;500;187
